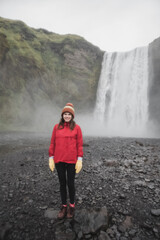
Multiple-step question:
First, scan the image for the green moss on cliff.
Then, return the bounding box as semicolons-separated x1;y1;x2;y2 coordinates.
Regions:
0;17;103;129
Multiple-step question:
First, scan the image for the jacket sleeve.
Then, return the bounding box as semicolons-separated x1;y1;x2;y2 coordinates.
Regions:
76;125;83;158
49;125;57;157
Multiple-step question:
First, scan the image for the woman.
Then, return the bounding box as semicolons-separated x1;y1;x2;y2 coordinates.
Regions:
48;103;83;219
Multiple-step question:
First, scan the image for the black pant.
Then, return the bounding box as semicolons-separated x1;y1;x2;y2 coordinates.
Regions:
55;162;76;205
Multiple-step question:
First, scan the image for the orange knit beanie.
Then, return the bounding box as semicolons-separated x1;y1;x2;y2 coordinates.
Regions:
61;103;75;118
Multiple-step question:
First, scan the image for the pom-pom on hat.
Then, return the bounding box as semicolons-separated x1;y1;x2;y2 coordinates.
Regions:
61;103;75;118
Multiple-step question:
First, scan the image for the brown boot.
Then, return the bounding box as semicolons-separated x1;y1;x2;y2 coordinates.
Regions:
67;205;75;219
57;206;67;219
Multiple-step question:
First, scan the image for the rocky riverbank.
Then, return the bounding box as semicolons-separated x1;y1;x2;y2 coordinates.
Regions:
0;132;160;240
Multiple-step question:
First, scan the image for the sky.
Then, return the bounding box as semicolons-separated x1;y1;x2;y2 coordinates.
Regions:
0;0;160;52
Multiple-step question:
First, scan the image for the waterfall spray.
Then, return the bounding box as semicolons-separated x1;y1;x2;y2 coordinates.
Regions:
94;47;149;137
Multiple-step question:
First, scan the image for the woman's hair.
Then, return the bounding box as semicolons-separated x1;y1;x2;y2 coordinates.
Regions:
58;114;76;130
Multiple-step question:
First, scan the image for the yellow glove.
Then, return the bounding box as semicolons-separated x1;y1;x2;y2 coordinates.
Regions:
75;160;82;173
49;158;55;172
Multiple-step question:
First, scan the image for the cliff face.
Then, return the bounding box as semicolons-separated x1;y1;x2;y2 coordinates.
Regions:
0;17;103;128
148;38;160;129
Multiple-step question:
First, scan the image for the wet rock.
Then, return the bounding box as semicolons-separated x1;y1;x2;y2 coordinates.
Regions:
0;222;12;240
44;208;58;219
107;225;121;239
118;194;126;199
55;231;76;240
53;221;76;240
151;209;160;216
118;216;132;233
73;207;109;236
128;228;138;237
132;237;141;240
98;230;111;240
134;181;147;187
103;159;118;167
0;133;160;240
135;141;144;146
83;233;92;239
39;206;48;210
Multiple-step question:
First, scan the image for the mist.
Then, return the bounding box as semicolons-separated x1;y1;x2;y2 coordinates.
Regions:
10;99;159;139
6;62;160;139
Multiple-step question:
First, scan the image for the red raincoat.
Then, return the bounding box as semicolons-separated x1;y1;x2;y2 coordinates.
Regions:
49;122;83;164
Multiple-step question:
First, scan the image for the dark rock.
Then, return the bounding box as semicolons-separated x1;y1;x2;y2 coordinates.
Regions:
39;206;48;210
0;222;12;240
103;159;118;167
135;141;144;146
133;181;147;187
118;194;126;199
98;230;111;240
84;233;92;239
44;208;58;219
73;207;109;236
151;209;160;216
128;229;137;237
0;133;160;240
118;216;132;233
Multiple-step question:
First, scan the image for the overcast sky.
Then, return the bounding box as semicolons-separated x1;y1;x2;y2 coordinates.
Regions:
0;0;160;52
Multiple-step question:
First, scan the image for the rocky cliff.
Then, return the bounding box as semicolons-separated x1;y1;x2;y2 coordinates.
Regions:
149;38;160;130
0;17;103;129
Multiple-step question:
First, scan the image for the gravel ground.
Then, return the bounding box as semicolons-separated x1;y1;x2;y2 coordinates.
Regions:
0;132;160;240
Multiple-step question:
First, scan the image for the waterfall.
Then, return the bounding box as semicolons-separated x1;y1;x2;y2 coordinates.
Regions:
94;46;149;136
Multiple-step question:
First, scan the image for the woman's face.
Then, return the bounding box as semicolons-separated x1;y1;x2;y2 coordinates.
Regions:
63;112;72;122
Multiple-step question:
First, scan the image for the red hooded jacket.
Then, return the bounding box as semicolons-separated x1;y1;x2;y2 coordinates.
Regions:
49;122;83;164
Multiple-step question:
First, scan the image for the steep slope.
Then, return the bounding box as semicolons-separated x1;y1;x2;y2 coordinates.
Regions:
0;17;103;129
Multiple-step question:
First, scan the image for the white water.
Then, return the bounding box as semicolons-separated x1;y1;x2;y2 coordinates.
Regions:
94;47;149;137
